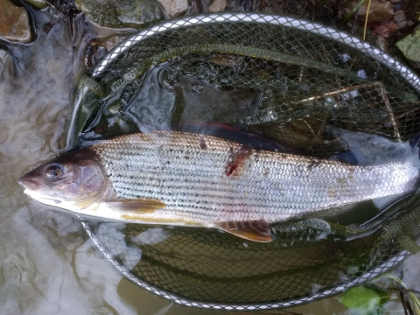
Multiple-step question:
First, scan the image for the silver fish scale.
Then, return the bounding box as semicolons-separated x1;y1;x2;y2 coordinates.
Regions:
92;131;419;224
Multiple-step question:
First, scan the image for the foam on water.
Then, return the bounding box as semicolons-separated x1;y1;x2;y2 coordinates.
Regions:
96;223;142;270
131;227;170;245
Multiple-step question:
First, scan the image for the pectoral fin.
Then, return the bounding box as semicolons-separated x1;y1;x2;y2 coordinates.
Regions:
104;198;166;214
217;220;273;243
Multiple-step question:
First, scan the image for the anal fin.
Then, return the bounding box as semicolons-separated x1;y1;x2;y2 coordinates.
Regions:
217;220;273;243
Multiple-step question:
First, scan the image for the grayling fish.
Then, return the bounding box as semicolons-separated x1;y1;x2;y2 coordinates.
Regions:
19;130;420;242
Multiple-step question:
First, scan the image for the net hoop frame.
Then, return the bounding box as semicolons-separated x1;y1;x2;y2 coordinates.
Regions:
82;12;420;310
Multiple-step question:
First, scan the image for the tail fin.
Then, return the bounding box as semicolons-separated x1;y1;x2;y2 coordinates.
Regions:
329;128;415;166
409;134;420;149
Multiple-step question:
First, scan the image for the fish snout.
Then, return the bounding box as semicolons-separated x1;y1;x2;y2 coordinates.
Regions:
18;174;40;191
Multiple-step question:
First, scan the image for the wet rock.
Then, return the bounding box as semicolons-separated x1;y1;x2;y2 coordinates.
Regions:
101;35;127;51
345;0;394;24
0;49;12;75
84;40;108;69
75;0;165;28
393;9;407;29
396;27;420;63
364;1;394;23
24;0;48;9
157;0;188;17
0;0;32;43
84;35;129;70
209;0;226;13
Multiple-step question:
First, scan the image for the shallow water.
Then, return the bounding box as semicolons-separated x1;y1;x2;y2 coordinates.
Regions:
1;5;420;315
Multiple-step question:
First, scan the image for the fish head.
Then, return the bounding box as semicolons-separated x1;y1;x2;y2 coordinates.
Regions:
18;148;108;211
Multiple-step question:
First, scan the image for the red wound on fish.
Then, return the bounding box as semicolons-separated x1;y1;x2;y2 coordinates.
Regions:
226;145;252;176
199;137;207;150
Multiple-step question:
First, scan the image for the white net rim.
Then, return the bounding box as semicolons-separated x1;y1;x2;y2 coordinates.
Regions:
92;12;420;93
83;12;419;310
81;219;408;310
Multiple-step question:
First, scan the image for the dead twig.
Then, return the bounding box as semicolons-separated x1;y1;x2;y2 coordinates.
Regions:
363;0;372;41
376;82;401;141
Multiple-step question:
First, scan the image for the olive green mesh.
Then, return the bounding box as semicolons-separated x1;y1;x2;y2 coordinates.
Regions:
86;194;419;307
69;13;420;309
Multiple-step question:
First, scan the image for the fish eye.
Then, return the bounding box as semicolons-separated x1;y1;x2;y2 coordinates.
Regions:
44;163;64;181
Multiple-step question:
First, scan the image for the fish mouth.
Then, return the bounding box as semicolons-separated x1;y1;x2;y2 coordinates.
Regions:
18;175;40;191
18;174;62;205
20;186;63;207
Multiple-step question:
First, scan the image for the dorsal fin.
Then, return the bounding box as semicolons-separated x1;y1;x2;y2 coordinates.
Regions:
180;121;291;152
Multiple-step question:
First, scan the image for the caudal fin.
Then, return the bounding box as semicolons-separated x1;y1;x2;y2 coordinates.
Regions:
330;128;415;165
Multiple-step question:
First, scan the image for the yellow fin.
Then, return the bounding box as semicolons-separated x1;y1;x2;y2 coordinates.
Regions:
105;198;165;214
217;220;273;243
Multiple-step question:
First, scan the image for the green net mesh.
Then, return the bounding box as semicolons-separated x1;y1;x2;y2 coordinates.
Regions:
68;13;420;310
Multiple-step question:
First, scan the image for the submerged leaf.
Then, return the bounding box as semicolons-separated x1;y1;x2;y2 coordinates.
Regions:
339;286;388;314
396;27;420;63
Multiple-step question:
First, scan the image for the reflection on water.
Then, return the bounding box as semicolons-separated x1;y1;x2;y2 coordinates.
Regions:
1;5;419;315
